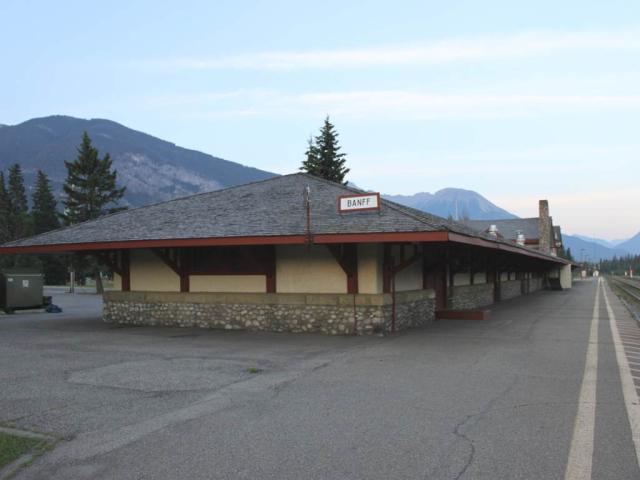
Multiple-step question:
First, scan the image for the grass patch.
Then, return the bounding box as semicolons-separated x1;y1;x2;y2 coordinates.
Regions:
246;367;262;374
0;432;41;469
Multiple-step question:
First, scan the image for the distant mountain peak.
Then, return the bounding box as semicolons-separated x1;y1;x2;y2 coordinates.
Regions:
384;188;516;221
617;231;640;255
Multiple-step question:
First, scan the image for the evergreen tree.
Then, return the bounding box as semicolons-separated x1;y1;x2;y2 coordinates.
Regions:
63;132;126;292
31;171;67;284
300;116;349;184
32;171;60;234
7;163;30;240
564;247;574;262
62;132;126;224
0;172;9;245
300;137;320;176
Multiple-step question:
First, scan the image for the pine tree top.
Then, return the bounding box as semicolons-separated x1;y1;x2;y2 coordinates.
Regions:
300;116;349;184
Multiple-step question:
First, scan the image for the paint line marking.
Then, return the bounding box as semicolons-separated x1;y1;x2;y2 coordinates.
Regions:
565;280;600;480
603;282;640;469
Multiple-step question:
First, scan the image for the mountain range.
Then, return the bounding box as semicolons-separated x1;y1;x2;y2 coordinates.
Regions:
0;115;637;260
0;115;276;207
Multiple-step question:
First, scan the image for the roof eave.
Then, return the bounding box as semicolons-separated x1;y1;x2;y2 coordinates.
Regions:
0;230;567;264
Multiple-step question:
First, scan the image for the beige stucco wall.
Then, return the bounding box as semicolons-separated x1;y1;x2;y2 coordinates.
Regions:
560;264;573;289
189;275;266;293
453;273;471;286
396;259;423;291
358;244;383;294
130;249;180;292
473;272;487;284
276;245;347;294
112;272;122;291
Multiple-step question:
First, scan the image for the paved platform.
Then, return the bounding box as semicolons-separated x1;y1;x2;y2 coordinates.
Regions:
0;280;639;479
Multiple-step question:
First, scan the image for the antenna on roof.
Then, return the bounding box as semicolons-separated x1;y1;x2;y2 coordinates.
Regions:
304;185;313;247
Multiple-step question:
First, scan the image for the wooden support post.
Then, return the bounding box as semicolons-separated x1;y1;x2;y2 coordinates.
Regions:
327;244;359;294
179;248;190;293
383;244;392;294
120;250;130;292
266;245;276;293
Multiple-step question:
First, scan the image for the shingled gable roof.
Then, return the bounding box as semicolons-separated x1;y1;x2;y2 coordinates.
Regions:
462;218;541;241
0;173;567;263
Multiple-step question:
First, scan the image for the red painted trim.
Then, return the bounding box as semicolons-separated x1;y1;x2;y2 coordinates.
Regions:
337;192;381;213
447;232;567;264
0;230;567;265
0;231;451;254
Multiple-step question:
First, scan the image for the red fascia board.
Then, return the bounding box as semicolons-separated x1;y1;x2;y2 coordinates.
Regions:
0;232;451;253
0;230;567;265
447;232;567;264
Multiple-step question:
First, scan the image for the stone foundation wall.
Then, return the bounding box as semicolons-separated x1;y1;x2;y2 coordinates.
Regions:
103;290;435;336
500;280;523;301
529;278;543;293
449;283;494;309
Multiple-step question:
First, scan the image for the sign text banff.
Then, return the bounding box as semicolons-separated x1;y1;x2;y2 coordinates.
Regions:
339;193;380;212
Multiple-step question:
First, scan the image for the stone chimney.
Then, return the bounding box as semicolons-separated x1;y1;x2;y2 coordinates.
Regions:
538;200;551;253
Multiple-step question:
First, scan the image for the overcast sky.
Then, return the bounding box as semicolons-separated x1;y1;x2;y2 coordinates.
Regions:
1;0;639;240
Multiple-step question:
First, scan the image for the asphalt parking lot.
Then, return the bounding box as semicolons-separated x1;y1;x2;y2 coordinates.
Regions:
1;280;639;479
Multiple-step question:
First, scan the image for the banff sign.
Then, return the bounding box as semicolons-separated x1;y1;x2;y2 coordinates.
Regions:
338;193;381;213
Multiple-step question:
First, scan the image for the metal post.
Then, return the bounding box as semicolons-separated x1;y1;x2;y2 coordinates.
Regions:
69;270;75;294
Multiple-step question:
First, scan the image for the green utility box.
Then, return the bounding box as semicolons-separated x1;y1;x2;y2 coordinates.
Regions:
0;270;44;313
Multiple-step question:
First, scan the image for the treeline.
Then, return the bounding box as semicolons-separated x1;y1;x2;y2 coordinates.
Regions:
0;132;125;288
0;166;67;283
600;255;640;275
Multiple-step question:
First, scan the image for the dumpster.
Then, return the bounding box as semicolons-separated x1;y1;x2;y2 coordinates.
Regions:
0;270;44;313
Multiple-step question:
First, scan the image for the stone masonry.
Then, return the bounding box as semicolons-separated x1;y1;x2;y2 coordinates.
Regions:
449;283;494;310
500;280;523;301
103;290;435;336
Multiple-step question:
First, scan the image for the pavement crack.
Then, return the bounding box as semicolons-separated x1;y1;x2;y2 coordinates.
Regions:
427;377;519;480
451;414;476;480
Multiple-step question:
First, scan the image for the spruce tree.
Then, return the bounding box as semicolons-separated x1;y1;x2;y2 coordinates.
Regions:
7;163;30;240
32;171;60;234
300;116;349;184
300;137;320;177
0;172;10;245
63;132;125;224
31;171;67;284
63;132;126;292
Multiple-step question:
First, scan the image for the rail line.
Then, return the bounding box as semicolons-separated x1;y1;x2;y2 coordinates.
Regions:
608;276;640;308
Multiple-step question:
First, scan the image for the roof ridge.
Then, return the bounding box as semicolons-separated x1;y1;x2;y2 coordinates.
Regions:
295;173;453;230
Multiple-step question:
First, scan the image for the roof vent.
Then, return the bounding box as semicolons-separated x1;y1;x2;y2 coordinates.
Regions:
516;231;526;246
488;224;498;239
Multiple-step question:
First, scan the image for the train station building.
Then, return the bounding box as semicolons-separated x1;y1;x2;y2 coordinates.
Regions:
0;173;572;335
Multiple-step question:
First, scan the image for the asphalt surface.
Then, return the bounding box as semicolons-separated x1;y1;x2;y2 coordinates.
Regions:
0;279;639;479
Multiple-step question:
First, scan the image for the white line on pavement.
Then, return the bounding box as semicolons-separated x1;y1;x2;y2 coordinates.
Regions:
603;282;640;469
565;280;600;480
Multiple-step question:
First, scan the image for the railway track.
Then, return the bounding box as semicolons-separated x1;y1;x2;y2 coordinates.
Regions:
607;276;640;315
